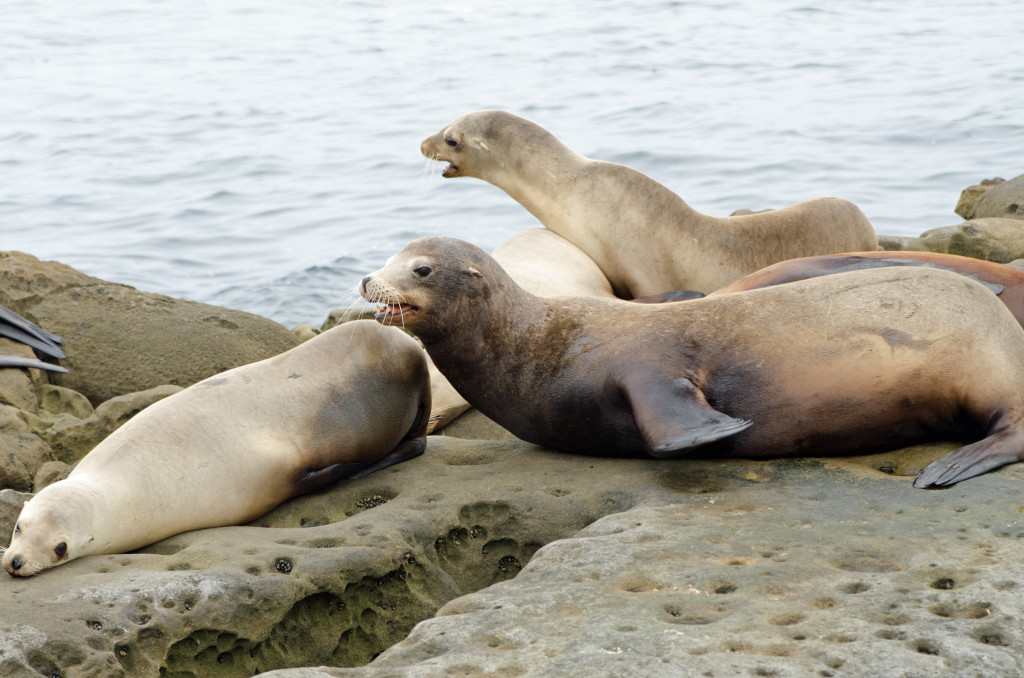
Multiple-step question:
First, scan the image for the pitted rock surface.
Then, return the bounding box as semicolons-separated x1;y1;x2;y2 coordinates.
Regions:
2;436;1022;678
261;451;1024;678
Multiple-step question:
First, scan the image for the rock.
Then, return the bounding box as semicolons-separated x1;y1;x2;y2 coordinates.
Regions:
956;175;1024;221
32;460;70;491
0;406;54;492
291;324;320;343
2;436;1023;677
434;408;516;441
0;489;30;545
919;218;1024;263
320;307;378;333
39;385;182;464
0;251;299;405
36;384;94;420
876;234;926;252
262;449;1024;678
1009;259;1024;270
0;339;43;413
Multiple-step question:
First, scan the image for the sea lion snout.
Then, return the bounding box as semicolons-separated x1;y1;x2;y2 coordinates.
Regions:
5;554;25;575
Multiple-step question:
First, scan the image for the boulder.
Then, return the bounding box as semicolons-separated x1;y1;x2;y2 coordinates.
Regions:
919;218;1024;263
37;385;182;464
0;252;299;405
956;175;1024;221
876;234;926;252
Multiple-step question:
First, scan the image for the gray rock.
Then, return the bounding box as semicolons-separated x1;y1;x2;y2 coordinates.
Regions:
0;251;299;405
0;406;54;492
876;234;926;252
263;451;1024;678
36;384;94;420
2;436;1023;677
37;385;182;464
919;218;1024;263
957;175;1024;221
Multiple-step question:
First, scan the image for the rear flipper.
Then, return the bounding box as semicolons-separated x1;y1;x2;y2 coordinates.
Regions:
625;374;751;459
913;426;1024;488
295;437;427;494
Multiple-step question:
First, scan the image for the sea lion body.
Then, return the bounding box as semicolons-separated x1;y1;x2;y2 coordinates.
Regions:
706;251;1024;325
3;321;430;577
361;237;1024;488
421;110;878;297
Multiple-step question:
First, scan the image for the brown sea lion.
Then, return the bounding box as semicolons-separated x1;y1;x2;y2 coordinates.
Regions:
421;110;878;297
361;237;1024;489
2;321;430;577
705;251;1024;322
411;228;617;432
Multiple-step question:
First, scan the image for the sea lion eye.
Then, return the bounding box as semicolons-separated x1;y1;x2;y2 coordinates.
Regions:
55;542;67;558
414;266;432;277
14;524;19;534
445;137;458;148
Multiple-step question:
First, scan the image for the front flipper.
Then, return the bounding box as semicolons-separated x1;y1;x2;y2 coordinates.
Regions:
624;375;751;459
913;426;1024;488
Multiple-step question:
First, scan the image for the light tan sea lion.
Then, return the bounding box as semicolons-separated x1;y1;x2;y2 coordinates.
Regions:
2;320;429;577
421;110;878;297
361;237;1024;489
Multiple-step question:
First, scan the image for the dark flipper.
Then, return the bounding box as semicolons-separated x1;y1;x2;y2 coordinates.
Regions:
346;436;427;481
0;324;67;359
625;374;751;458
631;289;706;304
913;427;1024;488
0;355;69;373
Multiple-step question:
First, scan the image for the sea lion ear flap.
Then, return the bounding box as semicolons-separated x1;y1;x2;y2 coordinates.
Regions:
465;266;483;279
622;374;752;459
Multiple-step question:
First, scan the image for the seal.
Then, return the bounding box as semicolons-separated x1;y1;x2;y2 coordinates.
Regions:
361;237;1024;489
409;228;617;432
2;320;430;577
703;251;1024;325
421;110;878;297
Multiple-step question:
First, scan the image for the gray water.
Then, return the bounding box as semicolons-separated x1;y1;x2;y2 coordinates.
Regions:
3;0;1022;327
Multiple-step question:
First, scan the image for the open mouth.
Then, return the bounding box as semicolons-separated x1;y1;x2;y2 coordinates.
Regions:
441;162;458;177
375;302;419;322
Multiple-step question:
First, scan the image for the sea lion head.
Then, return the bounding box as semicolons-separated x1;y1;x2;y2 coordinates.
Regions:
3;484;92;577
360;237;504;341
420;110;554;179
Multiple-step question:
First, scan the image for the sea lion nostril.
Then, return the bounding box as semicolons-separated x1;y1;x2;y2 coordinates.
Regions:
361;275;372;291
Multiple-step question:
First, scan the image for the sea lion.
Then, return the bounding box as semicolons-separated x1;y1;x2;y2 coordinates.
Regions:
361;237;1024;489
421;110;878;297
2;320;430;577
704;251;1024;321
409;228;616;432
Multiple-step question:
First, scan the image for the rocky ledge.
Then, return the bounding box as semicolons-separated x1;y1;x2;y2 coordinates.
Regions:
2;175;1023;677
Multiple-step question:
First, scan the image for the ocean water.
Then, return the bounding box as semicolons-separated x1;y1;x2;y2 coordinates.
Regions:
3;0;1022;327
